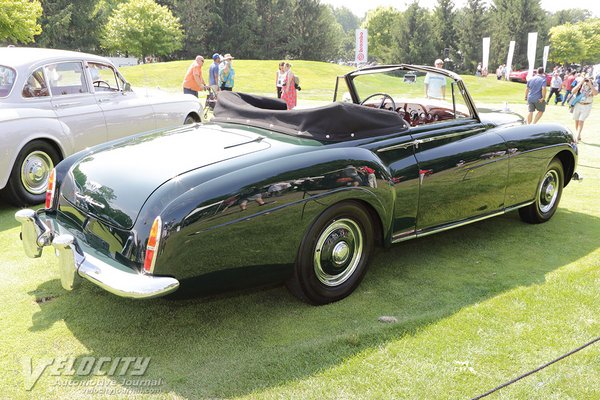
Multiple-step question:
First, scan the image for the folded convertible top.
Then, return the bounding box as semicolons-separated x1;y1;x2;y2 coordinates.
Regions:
212;92;408;142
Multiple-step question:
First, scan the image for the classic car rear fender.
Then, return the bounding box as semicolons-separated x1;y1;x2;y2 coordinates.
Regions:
0;118;69;189
147;147;395;283
495;123;577;207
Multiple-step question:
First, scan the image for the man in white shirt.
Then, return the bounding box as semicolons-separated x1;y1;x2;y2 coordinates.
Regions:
424;59;446;100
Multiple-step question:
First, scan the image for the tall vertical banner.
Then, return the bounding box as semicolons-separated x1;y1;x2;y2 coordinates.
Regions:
355;29;368;66
527;32;538;79
542;45;550;72
505;40;516;80
482;37;491;73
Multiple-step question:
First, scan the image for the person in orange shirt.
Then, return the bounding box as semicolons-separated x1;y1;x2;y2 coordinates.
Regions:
182;56;207;97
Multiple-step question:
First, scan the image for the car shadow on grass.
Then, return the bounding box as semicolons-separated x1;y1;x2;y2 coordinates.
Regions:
0;201;23;232
22;207;600;399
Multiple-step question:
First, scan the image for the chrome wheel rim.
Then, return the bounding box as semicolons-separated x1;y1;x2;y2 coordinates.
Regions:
538;169;560;214
314;218;363;287
20;151;54;195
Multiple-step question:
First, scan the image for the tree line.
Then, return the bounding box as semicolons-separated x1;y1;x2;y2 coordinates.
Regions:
1;0;597;73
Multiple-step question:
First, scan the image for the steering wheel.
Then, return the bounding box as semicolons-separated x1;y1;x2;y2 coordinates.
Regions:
360;93;396;110
93;80;110;89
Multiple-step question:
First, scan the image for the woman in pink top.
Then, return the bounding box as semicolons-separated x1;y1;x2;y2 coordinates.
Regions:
281;62;297;110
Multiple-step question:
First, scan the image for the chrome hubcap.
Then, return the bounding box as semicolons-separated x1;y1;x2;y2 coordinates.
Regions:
20;151;54;195
314;218;363;287
538;170;559;214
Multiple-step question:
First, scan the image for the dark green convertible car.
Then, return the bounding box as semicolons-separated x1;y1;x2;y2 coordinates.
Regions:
16;65;579;304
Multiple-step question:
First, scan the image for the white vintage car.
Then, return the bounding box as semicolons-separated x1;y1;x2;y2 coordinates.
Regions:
0;47;202;206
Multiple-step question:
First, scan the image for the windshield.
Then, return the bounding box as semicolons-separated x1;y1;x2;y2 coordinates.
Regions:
352;69;470;115
0;66;16;98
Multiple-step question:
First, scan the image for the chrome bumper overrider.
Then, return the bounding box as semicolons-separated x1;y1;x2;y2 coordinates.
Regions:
15;209;179;299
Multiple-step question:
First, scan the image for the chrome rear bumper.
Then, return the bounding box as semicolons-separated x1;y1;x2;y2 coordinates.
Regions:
15;209;179;299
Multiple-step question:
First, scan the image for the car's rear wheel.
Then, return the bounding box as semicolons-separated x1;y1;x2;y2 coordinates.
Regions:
519;158;564;224
184;114;198;124
287;201;374;304
3;140;60;206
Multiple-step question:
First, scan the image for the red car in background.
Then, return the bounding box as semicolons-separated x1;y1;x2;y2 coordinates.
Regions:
509;69;552;85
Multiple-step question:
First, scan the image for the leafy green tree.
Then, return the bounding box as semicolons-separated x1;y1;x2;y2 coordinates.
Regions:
432;0;457;59
287;0;343;61
488;0;546;70
578;18;600;64
102;0;184;61
37;0;101;52
0;0;42;44
549;8;591;26
393;2;435;65
548;23;586;65
362;7;402;63
331;6;361;61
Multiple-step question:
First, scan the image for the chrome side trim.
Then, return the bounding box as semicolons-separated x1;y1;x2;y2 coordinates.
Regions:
416;210;505;239
377;141;418;152
391;209;510;243
504;200;534;213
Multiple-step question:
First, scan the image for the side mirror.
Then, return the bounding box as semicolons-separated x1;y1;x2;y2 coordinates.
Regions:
123;82;131;92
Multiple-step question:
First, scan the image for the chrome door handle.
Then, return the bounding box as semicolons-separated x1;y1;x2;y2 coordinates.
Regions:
98;98;111;103
53;102;80;108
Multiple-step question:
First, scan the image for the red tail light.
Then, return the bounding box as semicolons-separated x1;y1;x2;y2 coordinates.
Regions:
143;216;162;273
45;169;56;209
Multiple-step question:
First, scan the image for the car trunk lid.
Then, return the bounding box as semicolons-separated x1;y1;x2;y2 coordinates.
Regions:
62;125;271;229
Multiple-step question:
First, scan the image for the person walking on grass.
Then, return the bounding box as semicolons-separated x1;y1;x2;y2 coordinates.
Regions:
571;76;598;143
209;53;221;93
218;54;235;91
276;62;286;99
546;72;562;104
182;56;207;97
281;62;297;110
524;67;547;124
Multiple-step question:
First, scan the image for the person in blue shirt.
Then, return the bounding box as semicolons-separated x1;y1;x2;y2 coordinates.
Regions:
524;67;547;124
209;53;221;93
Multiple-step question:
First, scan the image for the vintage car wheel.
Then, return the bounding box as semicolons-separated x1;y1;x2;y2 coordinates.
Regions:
287;201;374;304
519;158;564;224
3;140;60;206
184;114;198;124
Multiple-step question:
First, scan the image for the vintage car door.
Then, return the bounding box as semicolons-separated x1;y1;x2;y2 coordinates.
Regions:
411;82;509;232
87;62;156;140
43;62;107;152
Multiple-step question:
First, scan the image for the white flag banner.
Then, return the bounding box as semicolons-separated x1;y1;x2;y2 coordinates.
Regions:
543;45;550;72
505;41;516;80
527;32;538;79
355;29;368;66
482;37;491;73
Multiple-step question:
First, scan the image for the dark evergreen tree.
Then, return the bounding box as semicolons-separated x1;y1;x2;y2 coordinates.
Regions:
36;0;102;52
393;2;435;65
455;0;489;73
432;0;457;60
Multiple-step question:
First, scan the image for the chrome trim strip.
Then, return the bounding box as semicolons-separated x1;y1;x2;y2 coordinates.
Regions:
416;210;505;238
377;141;418;152
504;200;534;213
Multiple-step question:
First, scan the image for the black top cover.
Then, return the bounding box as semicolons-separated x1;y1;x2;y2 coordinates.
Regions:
212;92;408;141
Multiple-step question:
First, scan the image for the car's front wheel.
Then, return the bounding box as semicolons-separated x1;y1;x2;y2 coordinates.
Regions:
519;158;564;224
3;140;60;206
287;201;374;304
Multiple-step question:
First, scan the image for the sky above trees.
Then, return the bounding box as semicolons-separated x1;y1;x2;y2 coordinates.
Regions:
321;0;600;17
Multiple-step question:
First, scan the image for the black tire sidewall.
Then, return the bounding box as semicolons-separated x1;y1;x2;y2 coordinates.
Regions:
5;141;60;206
535;159;564;222
294;202;374;304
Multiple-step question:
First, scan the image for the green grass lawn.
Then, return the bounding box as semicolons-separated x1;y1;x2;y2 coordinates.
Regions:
1;60;599;399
